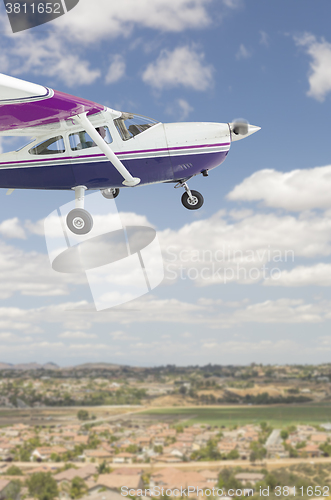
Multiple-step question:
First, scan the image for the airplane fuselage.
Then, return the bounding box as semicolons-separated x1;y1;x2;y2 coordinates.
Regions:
0;114;231;190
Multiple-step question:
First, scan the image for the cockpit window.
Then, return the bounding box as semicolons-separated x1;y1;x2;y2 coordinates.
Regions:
114;113;159;141
69;126;112;151
29;136;65;155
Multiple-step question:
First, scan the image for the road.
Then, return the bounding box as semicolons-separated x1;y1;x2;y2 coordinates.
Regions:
8;456;331;472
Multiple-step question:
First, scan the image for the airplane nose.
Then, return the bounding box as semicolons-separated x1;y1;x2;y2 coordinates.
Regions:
229;122;261;141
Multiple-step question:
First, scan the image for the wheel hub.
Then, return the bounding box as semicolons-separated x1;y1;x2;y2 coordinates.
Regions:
187;196;199;206
72;216;85;229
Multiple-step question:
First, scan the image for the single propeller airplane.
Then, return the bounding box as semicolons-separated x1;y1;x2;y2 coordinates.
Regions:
0;73;260;235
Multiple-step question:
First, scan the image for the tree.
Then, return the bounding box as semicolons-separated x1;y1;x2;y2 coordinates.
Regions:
6;465;23;476
97;461;111;474
26;472;58;500
77;410;89;421
69;477;87;499
319;442;331;456
280;430;289;440
226;449;239;460
249;441;267;463
3;480;21;500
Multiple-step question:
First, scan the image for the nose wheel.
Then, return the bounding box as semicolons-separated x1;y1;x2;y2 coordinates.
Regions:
177;181;204;210
181;190;204;209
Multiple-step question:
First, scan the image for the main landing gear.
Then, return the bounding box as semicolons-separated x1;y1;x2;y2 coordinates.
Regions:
176;181;204;210
66;186;121;235
101;187;120;199
66;186;93;235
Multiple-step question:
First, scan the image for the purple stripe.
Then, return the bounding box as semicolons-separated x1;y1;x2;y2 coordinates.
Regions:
121;142;230;155
0;142;230;166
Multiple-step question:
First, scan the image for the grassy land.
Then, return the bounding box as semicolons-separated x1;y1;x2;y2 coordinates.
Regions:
139;404;331;427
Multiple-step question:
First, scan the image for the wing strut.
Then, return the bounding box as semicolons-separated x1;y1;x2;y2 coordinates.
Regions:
75;113;140;187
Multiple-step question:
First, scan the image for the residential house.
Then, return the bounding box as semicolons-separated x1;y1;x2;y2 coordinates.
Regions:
112;452;134;464
54;464;97;486
234;473;265;485
92;473;143;492
265;430;289;459
85;449;114;464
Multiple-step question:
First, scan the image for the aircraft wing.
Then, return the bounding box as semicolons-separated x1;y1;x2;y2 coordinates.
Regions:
0;73;141;187
0;73;105;133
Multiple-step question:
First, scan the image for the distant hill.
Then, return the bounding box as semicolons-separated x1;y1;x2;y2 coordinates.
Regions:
0;363;13;369
0;362;60;370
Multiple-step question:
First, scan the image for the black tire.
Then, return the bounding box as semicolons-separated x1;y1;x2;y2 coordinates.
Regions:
181;190;204;210
66;208;93;235
101;188;120;199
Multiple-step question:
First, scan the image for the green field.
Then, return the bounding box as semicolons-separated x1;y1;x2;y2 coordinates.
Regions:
140;405;331;427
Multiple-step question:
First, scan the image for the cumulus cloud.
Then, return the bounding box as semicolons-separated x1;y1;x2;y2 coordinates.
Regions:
0;0;239;88
227;165;331;211
236;44;251;60
160;209;331;286
0;218;26;239
105;55;126;84
166;99;194;121
265;263;331;287
0;239;84;299
53;0;215;43
142;45;214;91
295;33;331;101
2;32;100;87
59;331;98;339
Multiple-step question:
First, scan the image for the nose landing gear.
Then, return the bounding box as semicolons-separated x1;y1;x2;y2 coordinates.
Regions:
177;181;204;210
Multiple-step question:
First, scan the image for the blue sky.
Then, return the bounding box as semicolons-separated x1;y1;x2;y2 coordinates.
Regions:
0;0;331;366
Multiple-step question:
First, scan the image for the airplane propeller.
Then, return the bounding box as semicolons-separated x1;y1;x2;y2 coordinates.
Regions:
231;119;249;136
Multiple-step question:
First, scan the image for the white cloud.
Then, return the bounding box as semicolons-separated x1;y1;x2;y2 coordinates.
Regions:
265;263;331;287
160;209;331;286
295;33;331;101
227;298;322;325
59;331;98;339
54;0;215;43
1;32;100;87
259;31;269;47
167;99;194;121
0;240;84;299
105;55;126;84
142;45;214;91
236;44;251;60
227;165;331;211
0;218;26;239
110;330;136;340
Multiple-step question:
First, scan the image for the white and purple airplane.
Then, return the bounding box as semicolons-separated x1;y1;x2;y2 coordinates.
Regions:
0;73;260;235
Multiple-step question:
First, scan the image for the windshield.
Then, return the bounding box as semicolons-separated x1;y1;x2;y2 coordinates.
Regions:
114;113;159;141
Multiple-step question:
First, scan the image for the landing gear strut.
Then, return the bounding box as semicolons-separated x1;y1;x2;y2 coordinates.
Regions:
177;181;204;210
66;186;93;235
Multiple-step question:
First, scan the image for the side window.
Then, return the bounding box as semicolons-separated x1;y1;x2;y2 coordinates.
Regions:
69;126;113;151
29;136;65;155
